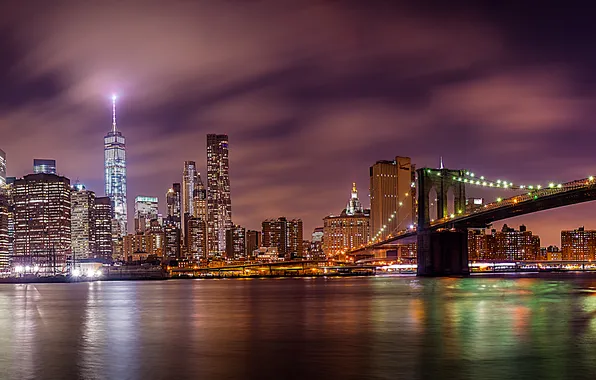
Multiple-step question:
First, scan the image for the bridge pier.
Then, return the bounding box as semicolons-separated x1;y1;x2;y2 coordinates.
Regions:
417;229;469;276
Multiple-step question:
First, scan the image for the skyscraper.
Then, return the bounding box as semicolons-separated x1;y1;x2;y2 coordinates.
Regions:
207;134;232;254
369;156;415;242
225;225;246;259
104;95;127;237
94;196;113;260
0;149;6;187
0;191;9;269
13;173;71;271
33;159;57;174
182;161;197;219
134;196;159;233
193;173;207;220
71;185;96;260
166;183;181;228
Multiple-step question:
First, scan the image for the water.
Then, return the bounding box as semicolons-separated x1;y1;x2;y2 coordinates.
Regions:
1;275;596;380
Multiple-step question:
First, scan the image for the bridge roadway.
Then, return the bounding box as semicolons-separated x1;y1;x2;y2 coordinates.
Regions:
353;176;596;253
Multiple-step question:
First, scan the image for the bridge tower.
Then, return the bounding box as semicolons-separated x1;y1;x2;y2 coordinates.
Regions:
416;168;469;276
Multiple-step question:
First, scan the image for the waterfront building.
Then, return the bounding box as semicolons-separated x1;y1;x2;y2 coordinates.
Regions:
493;224;540;261
225;225;246;259
468;229;496;261
0;148;5;186
94;196;113;260
186;216;207;260
310;227;324;260
123;233;161;262
134;196;159;233
561;227;596;260
262;217;303;259
71;185;96;260
323;183;370;257
546;245;562;261
369;156;415;243
246;230;261;257
166;183;181;229
33;159;57;174
0;192;9;269
104;95;127;237
207;134;232;255
12;173;71;270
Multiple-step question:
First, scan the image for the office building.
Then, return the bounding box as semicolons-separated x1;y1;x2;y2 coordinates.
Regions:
94;196;113;260
186;216;207;260
561;227;596;260
310;227;325;260
33;159;57;174
12;174;71;270
262;217;303;259
0;149;5;186
323;183;370;257
123;233;161;262
104;95;128;237
207;134;232;255
246;230;261;257
164;221;181;258
166;183;181;228
369;156;415;242
71;185;96;260
493;224;540;261
193;174;207;220
468;229;496;261
0;192;9;269
182;161;198;232
134;196;159;233
225;225;246;259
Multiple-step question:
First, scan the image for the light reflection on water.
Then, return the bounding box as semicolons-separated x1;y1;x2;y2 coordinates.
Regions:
1;275;596;379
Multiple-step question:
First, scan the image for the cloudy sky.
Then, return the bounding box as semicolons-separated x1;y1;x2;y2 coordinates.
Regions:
1;1;595;245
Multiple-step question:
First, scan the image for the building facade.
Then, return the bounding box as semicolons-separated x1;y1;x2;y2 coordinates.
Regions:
323;183;370;257
369;156;415;243
207;134;232;255
0;149;5;186
71;186;96;260
166;183;181;229
262;217;303;259
186;216;207;260
225;225;246;259
493;224;540;261
246;230;261;257
33;159;56;175
94;196;113;260
104;95;128;237
0;191;9;269
182;161;197;231
561;227;596;260
164;221;181;258
134;196;159;233
13;174;71;270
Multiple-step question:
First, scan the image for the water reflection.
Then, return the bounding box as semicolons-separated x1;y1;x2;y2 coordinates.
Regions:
2;276;596;379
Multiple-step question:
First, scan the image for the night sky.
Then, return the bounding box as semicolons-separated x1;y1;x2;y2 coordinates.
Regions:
1;2;595;246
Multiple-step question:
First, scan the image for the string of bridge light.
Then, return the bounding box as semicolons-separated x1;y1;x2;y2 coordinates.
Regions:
442;168;578;190
370;191;415;244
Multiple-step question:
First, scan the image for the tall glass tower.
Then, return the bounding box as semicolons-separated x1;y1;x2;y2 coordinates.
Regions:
104;95;127;236
207;134;232;255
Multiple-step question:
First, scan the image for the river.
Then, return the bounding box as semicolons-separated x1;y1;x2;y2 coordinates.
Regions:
1;274;596;379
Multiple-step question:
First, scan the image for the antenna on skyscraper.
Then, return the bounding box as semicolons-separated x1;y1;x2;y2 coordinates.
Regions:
112;94;117;132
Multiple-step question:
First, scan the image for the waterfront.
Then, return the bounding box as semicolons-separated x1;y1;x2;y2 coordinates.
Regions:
2;275;596;379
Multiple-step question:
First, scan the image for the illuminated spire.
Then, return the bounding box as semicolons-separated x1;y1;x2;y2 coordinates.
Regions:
351;182;358;198
440;156;444;169
112;94;117;132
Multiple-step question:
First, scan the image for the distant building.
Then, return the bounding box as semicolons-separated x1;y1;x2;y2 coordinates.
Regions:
0;192;9;269
466;198;484;212
493;224;540;261
134;196;159;233
186;216;207;260
225;225;246;259
246;230;261;257
33;159;56;175
164;221;181;258
123;233;161;262
262;217;303;259
468;229;496;261
0;149;6;186
310;227;324;260
561;227;596;260
94;197;113;260
71;186;96;260
13;173;71;270
166;183;182;229
323;183;370;257
207;134;232;255
182;161;197;235
546;246;561;261
369;157;415;242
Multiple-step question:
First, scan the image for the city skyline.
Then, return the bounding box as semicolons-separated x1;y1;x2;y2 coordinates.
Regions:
3;2;596;245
